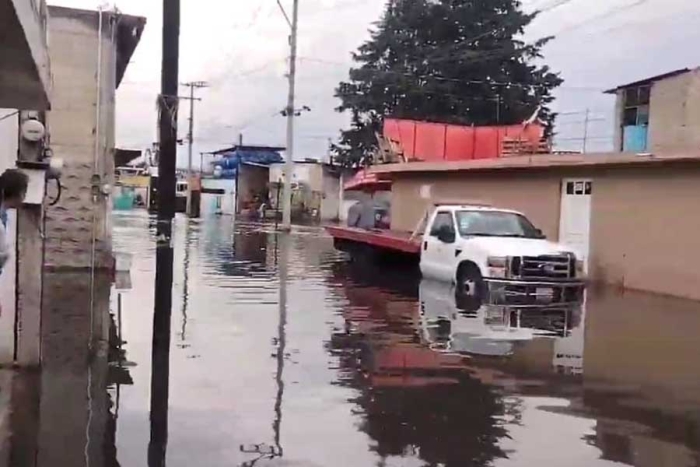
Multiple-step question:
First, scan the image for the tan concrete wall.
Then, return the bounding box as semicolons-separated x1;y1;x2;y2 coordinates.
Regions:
589;166;700;298
647;70;700;153
44;10;118;269
390;163;700;300
391;172;562;238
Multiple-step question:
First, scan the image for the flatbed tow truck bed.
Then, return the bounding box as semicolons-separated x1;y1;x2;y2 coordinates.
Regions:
325;225;421;256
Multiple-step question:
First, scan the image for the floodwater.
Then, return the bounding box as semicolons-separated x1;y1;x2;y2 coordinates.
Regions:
3;211;700;467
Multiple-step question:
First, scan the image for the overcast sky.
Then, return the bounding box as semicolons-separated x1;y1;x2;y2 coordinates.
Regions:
50;0;700;163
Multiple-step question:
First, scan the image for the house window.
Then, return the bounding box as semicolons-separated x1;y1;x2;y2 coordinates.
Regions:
622;85;651;126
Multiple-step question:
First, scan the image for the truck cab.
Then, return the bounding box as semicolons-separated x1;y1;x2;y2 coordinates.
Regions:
420;204;585;308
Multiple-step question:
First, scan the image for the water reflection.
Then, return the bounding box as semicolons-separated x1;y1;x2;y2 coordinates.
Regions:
419;280;583;361
3;272;133;467
4;216;699;467
328;260;700;467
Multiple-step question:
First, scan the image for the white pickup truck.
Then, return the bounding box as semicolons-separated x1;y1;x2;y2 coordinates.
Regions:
419;203;586;309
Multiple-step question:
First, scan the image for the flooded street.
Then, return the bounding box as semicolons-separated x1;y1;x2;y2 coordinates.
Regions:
5;211;699;466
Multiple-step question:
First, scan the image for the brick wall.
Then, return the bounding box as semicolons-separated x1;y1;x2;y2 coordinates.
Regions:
44;10;117;270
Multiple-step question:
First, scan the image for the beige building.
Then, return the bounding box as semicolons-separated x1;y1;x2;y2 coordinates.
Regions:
269;161;341;221
372;153;700;301
607;67;700;154
44;6;145;270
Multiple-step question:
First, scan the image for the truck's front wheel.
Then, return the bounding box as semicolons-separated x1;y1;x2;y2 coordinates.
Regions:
456;263;486;312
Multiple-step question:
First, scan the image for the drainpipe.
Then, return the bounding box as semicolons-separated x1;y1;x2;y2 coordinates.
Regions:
88;7;105;344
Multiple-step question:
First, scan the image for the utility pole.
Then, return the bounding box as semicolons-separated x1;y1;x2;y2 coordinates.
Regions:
281;0;299;231
150;0;179;465
181;81;207;217
582;108;590;153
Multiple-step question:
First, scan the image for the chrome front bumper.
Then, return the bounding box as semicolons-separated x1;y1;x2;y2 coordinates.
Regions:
484;278;586;307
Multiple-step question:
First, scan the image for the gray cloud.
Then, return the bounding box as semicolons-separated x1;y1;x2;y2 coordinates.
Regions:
51;0;700;160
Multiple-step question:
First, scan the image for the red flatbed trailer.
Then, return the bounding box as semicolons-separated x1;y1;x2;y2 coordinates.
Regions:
326;225;421;256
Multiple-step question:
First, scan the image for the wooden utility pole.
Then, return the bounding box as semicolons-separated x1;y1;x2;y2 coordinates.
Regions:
149;0;179;464
281;0;299;231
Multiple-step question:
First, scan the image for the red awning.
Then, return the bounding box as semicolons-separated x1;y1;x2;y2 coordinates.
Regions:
344;169;392;191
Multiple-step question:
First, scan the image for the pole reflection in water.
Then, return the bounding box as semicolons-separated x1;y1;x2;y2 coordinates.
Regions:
180;222;193;342
148;309;172;467
239;232;287;466
273;233;288;458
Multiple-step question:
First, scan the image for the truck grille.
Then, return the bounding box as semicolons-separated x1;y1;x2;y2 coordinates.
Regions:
511;255;574;280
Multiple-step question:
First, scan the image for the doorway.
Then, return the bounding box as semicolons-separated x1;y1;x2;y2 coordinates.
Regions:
559;179;592;271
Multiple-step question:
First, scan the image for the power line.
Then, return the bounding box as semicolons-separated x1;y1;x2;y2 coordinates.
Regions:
546;0;651;38
202;3;278;88
208;58;286;90
276;0;292;28
298;56;603;92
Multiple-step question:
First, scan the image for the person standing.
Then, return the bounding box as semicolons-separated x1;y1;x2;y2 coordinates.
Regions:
0;169;29;316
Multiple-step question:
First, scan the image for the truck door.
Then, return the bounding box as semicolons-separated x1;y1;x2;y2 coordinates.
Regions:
421;211;457;281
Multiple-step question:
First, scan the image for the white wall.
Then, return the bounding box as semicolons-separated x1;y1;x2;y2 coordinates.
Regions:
269;163;323;190
0;109;18;362
201;178;237;216
321;168;340;221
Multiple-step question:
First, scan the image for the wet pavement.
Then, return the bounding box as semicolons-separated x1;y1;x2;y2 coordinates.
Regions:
3;210;700;466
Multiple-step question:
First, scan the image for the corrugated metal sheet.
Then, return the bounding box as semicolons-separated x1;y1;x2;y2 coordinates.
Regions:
211;149;283;179
383;118;544;162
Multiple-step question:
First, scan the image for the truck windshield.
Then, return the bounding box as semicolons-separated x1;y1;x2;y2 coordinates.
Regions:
456;211;543;238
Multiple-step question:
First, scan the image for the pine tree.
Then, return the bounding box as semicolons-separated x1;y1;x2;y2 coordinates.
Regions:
333;0;563;167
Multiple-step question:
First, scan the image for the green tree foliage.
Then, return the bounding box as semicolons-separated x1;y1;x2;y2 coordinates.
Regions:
333;0;563;167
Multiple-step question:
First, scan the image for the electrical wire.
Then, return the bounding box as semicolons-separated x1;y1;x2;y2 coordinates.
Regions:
0;111;19;123
299;56;602;92
276;0;292;29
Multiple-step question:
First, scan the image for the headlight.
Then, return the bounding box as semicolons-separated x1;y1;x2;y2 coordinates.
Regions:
487;256;508;278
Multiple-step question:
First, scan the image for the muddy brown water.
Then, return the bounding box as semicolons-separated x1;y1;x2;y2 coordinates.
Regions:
3;211;700;467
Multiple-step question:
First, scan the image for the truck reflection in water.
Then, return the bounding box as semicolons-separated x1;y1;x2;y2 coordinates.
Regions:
328;260;700;467
419;279;583;368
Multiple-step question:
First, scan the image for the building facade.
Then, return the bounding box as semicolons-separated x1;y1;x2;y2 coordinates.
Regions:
44;6;145;270
374;153;700;301
608;68;700;153
269;161;341;221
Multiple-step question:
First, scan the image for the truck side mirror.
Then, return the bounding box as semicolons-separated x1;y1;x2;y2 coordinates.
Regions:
535;228;546;239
